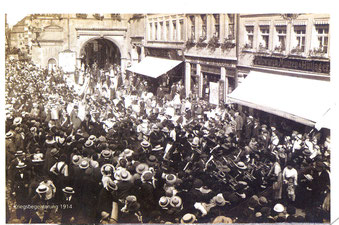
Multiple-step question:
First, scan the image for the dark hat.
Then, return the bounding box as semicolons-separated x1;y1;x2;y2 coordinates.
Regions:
260;206;271;217
141;171;153;182
193;179;203;188
62;187;75;194
147;155;158;166
136;163;149;175
286;205;296;215
259;196;268;206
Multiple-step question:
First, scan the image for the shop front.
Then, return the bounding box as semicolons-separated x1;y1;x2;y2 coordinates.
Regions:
184;55;236;105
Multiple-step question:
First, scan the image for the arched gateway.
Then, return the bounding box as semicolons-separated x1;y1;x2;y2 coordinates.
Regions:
79;37;121;70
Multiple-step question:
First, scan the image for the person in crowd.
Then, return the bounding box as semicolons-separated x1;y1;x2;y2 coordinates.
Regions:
4;59;330;224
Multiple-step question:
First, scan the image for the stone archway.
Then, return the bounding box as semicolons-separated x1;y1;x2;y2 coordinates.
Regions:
79;37;122;70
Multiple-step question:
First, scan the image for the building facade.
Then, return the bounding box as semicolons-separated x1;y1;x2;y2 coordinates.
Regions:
237;13;330;81
8;14;135;72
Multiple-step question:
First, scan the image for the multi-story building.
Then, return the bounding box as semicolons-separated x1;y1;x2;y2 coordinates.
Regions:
128;13;238;104
8;14;133;72
230;13;331;129
184;14;237;104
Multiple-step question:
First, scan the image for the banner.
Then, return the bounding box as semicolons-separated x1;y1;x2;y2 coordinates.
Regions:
209;82;219;105
59;50;76;73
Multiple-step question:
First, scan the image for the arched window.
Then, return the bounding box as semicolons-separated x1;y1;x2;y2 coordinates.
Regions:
48;58;57;71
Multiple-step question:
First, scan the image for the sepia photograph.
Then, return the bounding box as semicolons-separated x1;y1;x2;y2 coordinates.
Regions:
3;7;336;224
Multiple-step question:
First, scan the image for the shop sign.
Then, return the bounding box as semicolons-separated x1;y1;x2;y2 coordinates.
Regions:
209;82;219;105
253;56;330;74
219;80;225;102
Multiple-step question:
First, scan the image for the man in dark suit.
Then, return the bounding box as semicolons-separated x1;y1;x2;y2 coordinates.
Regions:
60;187;78;224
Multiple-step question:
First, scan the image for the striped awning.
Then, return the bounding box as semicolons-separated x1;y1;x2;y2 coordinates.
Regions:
259;21;270;26
314;20;329;25
293;20;307;26
127;56;182;78
229;71;334;128
274;21;287;26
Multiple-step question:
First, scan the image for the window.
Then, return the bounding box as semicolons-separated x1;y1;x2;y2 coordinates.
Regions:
148;22;152;40
160;22;164;40
172;20;177;41
315;25;329;53
179;19;184;41
166;21;170;41
213;14;220;38
293;25;306;52
190;16;195;40
154;22;158;40
275;26;286;51
245;26;254;48
227;14;235;38
201;15;207;39
259;26;270;50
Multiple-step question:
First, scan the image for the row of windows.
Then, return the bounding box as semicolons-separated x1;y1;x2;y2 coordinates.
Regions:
244;23;329;55
148;14;235;42
148;19;185;41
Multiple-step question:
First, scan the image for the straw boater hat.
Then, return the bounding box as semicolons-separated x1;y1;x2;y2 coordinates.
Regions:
166;174;177;185
88;135;97;142
120;149;134;158
159;196;170;208
13;117;22;126
101;164;115;176
6;131;14;139
235;161;247;170
101;150;112;158
214;194;227;206
152;145;164;151
115;169;132;182
190;137;200;148
141;140;150;148
170;196;182;208
100;211;110;223
212;216;233;224
136;163;149;175
84;140;94;148
15;151;25;156
273;203;285;213
79;160;89;170
36;184;48;194
181;213;197;224
62;187;75;194
16;162;27;169
72;155;82;165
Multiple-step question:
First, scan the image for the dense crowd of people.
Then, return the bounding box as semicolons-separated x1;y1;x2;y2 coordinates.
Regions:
6;59;331;224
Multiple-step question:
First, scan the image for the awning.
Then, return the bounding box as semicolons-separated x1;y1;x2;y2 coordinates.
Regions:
228;71;334;128
127;56;182;78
